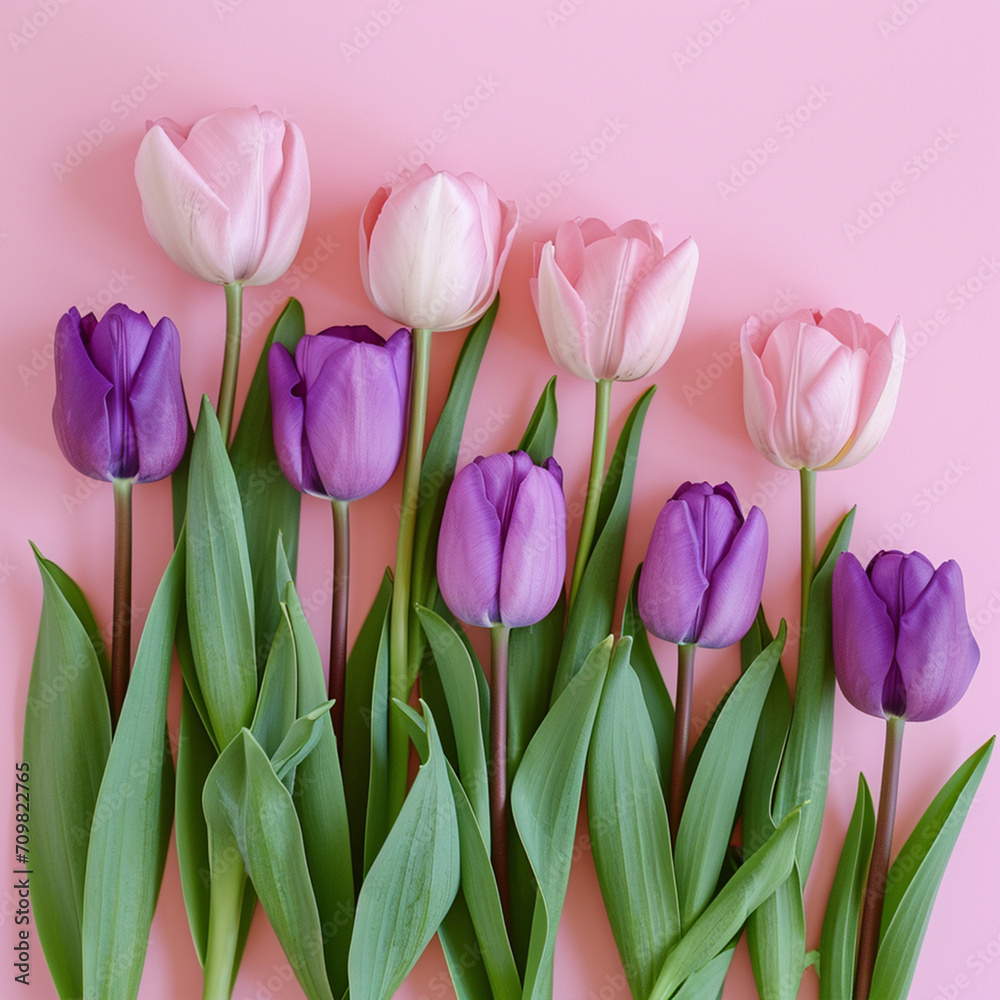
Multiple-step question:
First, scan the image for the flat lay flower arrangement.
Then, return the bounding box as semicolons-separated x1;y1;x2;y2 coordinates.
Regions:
20;105;992;1000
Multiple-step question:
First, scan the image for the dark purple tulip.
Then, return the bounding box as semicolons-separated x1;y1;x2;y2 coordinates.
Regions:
638;481;768;648
832;550;979;721
437;451;566;628
268;325;410;502
52;305;187;483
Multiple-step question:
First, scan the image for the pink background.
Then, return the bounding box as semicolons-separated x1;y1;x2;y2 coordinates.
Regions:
2;1;998;998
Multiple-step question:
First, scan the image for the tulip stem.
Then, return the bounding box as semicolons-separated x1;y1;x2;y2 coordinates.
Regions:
202;857;247;1000
330;499;350;746
110;478;133;728
669;642;696;843
490;624;512;929
570;377;612;607
388;327;433;821
799;467;817;637
855;715;904;1000
217;282;243;444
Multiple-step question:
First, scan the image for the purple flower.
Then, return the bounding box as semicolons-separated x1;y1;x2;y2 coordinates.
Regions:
437;451;566;628
638;481;768;648
832;550;979;721
52;305;187;483
268;325;410;502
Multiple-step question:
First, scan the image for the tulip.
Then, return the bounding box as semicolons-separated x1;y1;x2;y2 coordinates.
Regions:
831;548;979;1000
530;218;698;382
268;324;410;741
740;308;905;472
638;481;767;835
135;106;310;287
360;164;518;332
52;303;188;725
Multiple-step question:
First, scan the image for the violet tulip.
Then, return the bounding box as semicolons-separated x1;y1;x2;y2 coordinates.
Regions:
437;451;566;629
135;106;310;287
638;481;767;650
832;550;979;723
268;325;411;502
360;164;518;332
740;308;905;471
530;218;698;382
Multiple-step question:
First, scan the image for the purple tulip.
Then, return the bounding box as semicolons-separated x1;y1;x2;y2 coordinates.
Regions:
437;451;566;629
268;325;410;502
52;305;187;483
638;481;768;648
832;550;979;721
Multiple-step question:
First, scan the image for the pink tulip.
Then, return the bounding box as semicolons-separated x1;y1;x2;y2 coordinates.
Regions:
360;164;518;331
135;106;310;286
740;308;905;470
530;218;698;381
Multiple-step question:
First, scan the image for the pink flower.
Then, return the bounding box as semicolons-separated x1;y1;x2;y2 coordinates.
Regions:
530;218;698;381
360;165;518;332
135;106;310;286
740;308;905;470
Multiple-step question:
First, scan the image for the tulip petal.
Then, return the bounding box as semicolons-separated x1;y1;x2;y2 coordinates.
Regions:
533;242;593;380
867;549;935;627
832;553;897;718
614;218;663;255
700;491;743;578
895;561;980;721
359;184;391;306
268;343;313;494
697;506;768;648
577;218;616;244
437;464;502;627
129;317;188;482
498;465;566;627
552;220;586;284
452;197;519;330
740;315;789;467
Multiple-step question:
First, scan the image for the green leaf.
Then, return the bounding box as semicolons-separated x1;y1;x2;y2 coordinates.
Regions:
416;605;490;841
869;737;994;1000
349;704;461;1000
773;508;855;877
363;594;393;875
23;550;113;1000
587;637;680;1000
82;545;182;1000
746;868;806;1000
438;892;495;1000
819;774;874;1000
517;375;558;463
552;387;654;697
512;635;612;1000
649;809;802;1000
230;297;306;672
204;729;334;1000
670;947;735;1000
250;604;298;758
676;623;786;929
186;396;257;749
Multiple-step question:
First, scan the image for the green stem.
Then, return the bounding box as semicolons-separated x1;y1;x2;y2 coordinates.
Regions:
490;625;512;930
217;282;243;444
669;643;696;842
855;716;904;1000
387;327;433;820
330;499;350;747
799;467;817;640
202;856;248;1000
110;479;134;728
569;377;612;607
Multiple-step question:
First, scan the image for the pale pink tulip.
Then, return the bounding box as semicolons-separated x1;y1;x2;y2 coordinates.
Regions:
530;218;698;381
135;106;310;286
360;164;518;331
740;308;905;470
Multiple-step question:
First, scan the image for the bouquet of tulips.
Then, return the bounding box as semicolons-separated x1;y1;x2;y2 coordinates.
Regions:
21;105;990;1000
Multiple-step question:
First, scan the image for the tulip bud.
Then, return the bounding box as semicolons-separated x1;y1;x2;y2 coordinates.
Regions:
638;481;767;648
52;305;187;483
268;325;411;502
832;550;979;722
135;106;310;286
530;218;698;381
437;451;566;628
360;164;519;332
740;308;905;470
